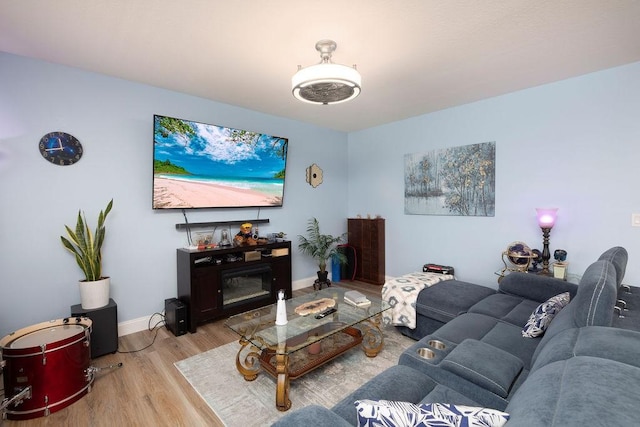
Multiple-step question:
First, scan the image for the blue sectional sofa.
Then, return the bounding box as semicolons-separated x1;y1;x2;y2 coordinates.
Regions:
273;247;638;426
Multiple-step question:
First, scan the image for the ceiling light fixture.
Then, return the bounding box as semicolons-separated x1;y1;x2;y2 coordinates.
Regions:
292;40;361;105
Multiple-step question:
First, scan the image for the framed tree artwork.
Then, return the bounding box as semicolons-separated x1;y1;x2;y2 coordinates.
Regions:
404;142;495;216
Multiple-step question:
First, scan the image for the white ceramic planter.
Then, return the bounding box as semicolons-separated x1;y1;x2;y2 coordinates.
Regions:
79;277;110;309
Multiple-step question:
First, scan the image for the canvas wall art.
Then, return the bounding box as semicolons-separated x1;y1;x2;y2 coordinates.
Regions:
404;142;495;216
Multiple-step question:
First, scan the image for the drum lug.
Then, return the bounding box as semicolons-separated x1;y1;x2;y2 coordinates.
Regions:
86;366;97;382
44;396;50;416
40;344;47;366
83;340;90;348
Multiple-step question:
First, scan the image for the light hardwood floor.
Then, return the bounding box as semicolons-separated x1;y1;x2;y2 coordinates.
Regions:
1;281;383;426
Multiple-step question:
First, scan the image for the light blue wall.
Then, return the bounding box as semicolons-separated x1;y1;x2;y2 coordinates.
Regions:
347;61;640;288
0;52;348;336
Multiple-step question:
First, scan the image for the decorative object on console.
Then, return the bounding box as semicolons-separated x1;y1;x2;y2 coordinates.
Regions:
553;249;569;279
219;229;232;247
193;230;215;249
554;249;567;262
297;217;347;289
528;248;543;272
291;40;361;105
305;163;323;187
38;131;83;166
234;222;258;246
535;208;558;276
498;241;536;281
61;199;113;309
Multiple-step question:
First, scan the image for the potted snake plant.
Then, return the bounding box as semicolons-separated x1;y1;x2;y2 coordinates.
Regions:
298;217;348;285
61;199;113;309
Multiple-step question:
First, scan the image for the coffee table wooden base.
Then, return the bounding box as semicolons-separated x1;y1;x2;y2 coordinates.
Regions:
235;337;262;381
361;315;385;357
233;319;387;411
275;352;291;411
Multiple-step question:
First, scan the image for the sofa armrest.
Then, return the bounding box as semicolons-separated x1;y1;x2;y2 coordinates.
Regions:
499;272;578;302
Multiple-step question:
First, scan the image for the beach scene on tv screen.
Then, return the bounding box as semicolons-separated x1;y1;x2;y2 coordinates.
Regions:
153;115;288;209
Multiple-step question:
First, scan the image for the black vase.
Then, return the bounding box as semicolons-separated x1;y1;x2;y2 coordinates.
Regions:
317;270;329;283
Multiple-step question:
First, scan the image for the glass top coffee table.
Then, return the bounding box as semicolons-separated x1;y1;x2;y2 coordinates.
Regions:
225;287;390;411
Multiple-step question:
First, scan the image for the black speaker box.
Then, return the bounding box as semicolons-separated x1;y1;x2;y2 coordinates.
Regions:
165;298;187;336
71;298;118;358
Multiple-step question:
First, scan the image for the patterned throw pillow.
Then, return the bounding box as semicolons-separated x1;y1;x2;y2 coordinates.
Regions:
521;292;571;338
354;399;510;427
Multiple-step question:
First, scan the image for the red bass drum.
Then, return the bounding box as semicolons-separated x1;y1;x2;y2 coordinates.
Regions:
0;317;94;420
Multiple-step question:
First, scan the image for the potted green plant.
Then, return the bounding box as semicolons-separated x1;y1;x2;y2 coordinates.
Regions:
298;217;348;285
61;199;113;309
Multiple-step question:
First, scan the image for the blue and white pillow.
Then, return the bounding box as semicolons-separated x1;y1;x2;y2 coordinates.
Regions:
522;292;571;338
354;399;509;427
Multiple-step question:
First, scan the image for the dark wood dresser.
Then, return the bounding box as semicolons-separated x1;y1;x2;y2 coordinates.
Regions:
347;218;385;285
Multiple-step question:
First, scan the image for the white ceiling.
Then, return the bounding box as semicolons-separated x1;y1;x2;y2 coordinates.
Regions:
1;0;639;132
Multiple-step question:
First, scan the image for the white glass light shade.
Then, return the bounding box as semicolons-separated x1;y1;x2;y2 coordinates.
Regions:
291;63;361;105
536;208;558;229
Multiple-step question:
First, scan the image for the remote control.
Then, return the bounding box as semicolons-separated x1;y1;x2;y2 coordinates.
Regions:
315;308;337;319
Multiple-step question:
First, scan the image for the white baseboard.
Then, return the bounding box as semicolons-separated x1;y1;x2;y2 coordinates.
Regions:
292;277;314;291
117;314;158;337
117;279;315;337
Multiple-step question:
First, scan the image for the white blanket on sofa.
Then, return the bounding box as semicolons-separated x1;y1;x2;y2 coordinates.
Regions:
381;272;455;329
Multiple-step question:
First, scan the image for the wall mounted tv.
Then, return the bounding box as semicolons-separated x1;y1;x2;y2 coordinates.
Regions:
153;114;288;209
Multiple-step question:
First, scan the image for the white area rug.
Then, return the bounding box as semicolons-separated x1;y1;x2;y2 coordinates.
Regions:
175;328;415;426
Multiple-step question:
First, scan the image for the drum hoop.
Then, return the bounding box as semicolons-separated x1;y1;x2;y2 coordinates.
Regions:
4;372;95;416
0;317;92;352
1;333;89;358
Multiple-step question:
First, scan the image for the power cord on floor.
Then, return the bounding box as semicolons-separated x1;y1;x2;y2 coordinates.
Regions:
117;312;166;354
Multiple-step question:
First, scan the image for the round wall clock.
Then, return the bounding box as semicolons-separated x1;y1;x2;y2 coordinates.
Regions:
39;131;83;166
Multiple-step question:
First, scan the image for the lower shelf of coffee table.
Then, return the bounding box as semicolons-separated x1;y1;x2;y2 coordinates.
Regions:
259;322;363;380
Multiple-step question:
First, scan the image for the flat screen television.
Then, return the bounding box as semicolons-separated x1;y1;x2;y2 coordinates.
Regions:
153;114;288;209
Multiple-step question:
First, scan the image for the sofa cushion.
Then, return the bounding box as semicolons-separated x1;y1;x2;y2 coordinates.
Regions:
521;292;570;338
419;384;482;407
468;294;540;326
505;357;640;426
330;365;439;425
414;280;497;324
427;312;499;343
354;400;509;427
441;339;523;398
531;326;640;372
428;313;541;369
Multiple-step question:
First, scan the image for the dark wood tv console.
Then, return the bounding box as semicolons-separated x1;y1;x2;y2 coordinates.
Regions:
177;240;292;333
